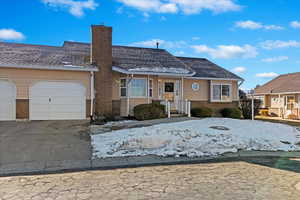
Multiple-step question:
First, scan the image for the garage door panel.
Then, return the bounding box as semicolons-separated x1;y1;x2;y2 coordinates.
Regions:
50;97;85;105
0;81;16;121
30;82;86;120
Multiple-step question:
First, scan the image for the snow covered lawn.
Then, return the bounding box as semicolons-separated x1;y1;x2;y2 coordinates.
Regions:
91;118;300;158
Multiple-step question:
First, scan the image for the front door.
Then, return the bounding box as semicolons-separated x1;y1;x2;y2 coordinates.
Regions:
164;80;180;111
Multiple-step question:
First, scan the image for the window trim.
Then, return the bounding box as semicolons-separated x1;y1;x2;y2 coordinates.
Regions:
210;83;232;102
120;78;149;98
148;78;153;98
120;78;127;98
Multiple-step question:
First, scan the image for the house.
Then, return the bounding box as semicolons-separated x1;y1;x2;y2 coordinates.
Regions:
254;72;300;119
0;25;243;121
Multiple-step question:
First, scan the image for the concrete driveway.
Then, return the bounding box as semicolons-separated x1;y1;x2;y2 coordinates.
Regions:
0;120;92;174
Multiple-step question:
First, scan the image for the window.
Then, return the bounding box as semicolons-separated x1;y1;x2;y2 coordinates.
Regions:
165;82;174;92
120;79;127;97
212;84;231;101
129;79;147;97
191;82;200;91
149;79;153;97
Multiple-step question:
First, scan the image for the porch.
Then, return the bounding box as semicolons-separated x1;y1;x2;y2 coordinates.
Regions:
260;93;300;120
114;73;239;118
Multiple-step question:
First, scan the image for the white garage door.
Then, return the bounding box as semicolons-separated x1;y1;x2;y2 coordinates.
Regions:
0;80;16;121
30;82;86;120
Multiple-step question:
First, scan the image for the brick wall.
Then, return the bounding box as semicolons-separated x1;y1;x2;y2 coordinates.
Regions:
92;25;113;116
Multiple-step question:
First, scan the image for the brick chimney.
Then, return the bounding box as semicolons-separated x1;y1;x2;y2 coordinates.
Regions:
91;25;113;116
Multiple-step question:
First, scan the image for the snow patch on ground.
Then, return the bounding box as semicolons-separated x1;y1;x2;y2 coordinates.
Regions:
91;118;300;158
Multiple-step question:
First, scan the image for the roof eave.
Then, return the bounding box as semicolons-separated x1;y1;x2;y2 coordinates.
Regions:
112;66;195;77
186;76;243;81
0;63;98;72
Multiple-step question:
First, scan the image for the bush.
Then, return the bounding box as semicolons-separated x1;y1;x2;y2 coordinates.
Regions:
191;107;213;118
133;103;166;121
220;108;242;119
240;99;262;119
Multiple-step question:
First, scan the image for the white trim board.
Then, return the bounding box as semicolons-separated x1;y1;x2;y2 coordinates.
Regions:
0;63;98;72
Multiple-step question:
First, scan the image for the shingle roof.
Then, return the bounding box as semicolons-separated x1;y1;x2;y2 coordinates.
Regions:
255;72;300;94
177;57;243;80
63;41;193;75
0;41;242;80
63;42;242;79
0;42;97;71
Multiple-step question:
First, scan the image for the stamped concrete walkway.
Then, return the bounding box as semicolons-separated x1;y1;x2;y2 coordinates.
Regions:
1;160;300;200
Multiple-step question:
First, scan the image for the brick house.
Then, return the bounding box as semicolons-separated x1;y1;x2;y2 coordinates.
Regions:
0;25;243;121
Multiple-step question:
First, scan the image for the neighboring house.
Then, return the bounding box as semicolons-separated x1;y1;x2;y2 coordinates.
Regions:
0;25;243;121
254;72;300;119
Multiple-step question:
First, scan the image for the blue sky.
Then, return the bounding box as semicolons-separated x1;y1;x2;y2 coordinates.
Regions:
1;0;300;90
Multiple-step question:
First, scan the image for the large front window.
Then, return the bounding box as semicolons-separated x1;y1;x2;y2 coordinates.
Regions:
212;84;231;101
120;78;150;98
130;79;147;97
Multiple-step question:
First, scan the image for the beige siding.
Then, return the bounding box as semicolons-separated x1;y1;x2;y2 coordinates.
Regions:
113;74;240;116
270;95;282;108
0;68;91;99
112;72;120;100
183;79;209;101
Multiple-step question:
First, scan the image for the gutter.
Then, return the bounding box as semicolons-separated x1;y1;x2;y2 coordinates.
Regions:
90;71;95;117
112;66;195;77
186;77;244;81
254;91;300;95
0;63;98;72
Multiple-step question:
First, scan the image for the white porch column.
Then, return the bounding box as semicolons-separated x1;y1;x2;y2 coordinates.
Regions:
126;74;130;116
181;77;184;113
147;75;150;104
279;94;282;118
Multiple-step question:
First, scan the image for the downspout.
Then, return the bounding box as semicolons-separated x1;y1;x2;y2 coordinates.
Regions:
147;75;150;104
90;71;95;118
181;77;184;113
127;74;134;116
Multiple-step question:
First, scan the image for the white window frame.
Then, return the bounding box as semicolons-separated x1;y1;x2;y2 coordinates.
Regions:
211;83;232;102
148;79;153;98
120;78;127;98
120;78;149;98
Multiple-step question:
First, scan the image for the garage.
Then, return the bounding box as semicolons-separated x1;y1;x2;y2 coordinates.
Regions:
0;80;16;121
29;82;86;120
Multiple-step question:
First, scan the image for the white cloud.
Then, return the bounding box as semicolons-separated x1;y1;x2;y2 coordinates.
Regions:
192;37;200;41
290;21;300;29
191;44;258;59
41;0;98;17
131;39;187;49
260;40;300;50
262;56;288;63
232;66;246;73
235;20;263;30
264;25;284;30
0;29;25;40
256;72;278;78
174;51;185;55
116;0;241;15
235;20;283;30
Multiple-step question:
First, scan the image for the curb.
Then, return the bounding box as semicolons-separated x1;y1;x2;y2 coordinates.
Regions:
1;151;300;177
